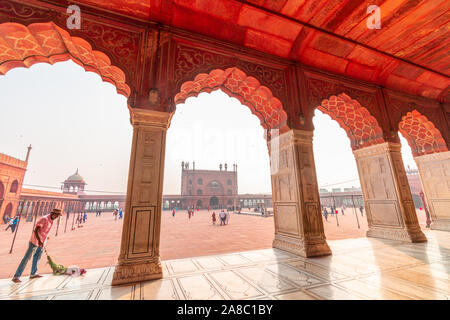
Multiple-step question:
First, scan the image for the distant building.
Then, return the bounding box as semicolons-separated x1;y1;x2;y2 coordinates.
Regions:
0;148;126;223
0;146;31;222
163;162;273;210
181;161;238;209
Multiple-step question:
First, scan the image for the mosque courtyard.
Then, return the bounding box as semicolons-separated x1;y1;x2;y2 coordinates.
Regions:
1;229;448;300
1;208;444;300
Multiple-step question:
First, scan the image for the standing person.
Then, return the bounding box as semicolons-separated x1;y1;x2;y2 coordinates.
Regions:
5;216;14;232
119;209;123;219
113;209;118;220
82;211;87;223
219;210;226;226
225;210;230;225
172;208;175;217
341;207;345;216
212;212;216;225
323;208;328;221
10;216;19;233
188;210;191;220
359;206;364;217
11;208;62;283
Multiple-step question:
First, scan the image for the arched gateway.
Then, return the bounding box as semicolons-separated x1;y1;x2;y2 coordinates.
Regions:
209;196;218;207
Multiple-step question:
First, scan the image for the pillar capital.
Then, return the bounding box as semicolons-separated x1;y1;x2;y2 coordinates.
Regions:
353;142;401;158
129;108;174;129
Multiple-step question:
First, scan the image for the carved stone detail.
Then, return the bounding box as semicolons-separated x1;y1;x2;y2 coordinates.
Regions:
269;129;331;258
415;151;450;231
354;142;427;242
112;258;162;285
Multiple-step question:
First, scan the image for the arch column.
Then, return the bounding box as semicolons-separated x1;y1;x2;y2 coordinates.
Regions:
269;129;331;257
353;142;427;242
414;151;450;231
112;108;172;285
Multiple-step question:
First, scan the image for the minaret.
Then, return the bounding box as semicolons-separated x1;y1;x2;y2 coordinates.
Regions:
224;163;228;171
25;144;32;162
193;161;195;171
219;163;222;171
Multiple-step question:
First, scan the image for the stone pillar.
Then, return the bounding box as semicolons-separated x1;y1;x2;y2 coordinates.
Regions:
415;151;450;231
269;129;331;257
353;142;426;242
112;108;172;285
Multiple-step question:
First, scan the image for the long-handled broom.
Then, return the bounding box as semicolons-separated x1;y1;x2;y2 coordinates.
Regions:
43;247;67;275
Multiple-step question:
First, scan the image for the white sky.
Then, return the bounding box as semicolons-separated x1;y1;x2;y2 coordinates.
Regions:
0;60;417;195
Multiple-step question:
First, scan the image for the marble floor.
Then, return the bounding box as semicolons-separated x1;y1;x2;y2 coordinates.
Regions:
1;230;449;300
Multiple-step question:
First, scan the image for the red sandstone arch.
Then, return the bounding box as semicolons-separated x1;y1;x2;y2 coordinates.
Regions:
0;22;130;97
174;67;289;132
399;110;448;157
317;93;385;150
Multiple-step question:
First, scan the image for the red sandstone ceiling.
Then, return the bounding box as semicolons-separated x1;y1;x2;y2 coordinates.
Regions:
49;1;450;101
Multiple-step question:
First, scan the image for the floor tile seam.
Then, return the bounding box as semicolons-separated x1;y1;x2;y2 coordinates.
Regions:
329;280;395;300
232;268;299;294
206;270;265;300
7;283;109;298
331;278;421;300
162;260;281;278
262;263;327;288
354;273;450;298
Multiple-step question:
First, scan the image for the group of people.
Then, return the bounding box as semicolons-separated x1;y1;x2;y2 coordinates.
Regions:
211;210;230;226
113;208;123;220
4;216;19;233
322;205;364;221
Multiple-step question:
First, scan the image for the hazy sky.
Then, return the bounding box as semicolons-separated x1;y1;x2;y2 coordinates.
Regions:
0;60;417;195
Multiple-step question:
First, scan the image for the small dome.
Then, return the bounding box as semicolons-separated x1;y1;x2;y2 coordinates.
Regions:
66;169;84;182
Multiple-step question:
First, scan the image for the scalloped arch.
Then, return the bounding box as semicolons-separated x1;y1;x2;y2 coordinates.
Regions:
174;67;289;132
399;110;448;157
0;22;130;97
317;93;385;150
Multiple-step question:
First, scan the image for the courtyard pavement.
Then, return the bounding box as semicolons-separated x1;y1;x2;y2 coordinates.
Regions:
0;229;448;300
0;208;428;280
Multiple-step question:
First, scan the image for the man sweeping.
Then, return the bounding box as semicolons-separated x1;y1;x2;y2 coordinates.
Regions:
11;208;62;283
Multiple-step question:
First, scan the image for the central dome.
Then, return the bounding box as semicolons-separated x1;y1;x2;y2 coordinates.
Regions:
66;169;84;182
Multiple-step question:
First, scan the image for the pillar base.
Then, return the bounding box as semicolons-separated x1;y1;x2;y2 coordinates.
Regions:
273;234;331;258
367;226;427;243
111;259;163;286
430;220;450;231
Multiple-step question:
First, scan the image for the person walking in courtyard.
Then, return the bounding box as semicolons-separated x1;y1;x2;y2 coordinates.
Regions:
323;208;328;221
5;216;14;232
359;206;364;217
219;210;226;226
119;209;123;219
82;211;87;223
341;207;345;216
11;208;62;283
172;208;175;217
10;216;19;233
212;212;216;225
225;210;230;225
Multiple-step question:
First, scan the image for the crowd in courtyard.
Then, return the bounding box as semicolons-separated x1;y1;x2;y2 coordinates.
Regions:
322;205;364;221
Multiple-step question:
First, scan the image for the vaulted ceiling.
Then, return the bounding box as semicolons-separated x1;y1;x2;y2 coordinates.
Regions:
46;1;450;102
